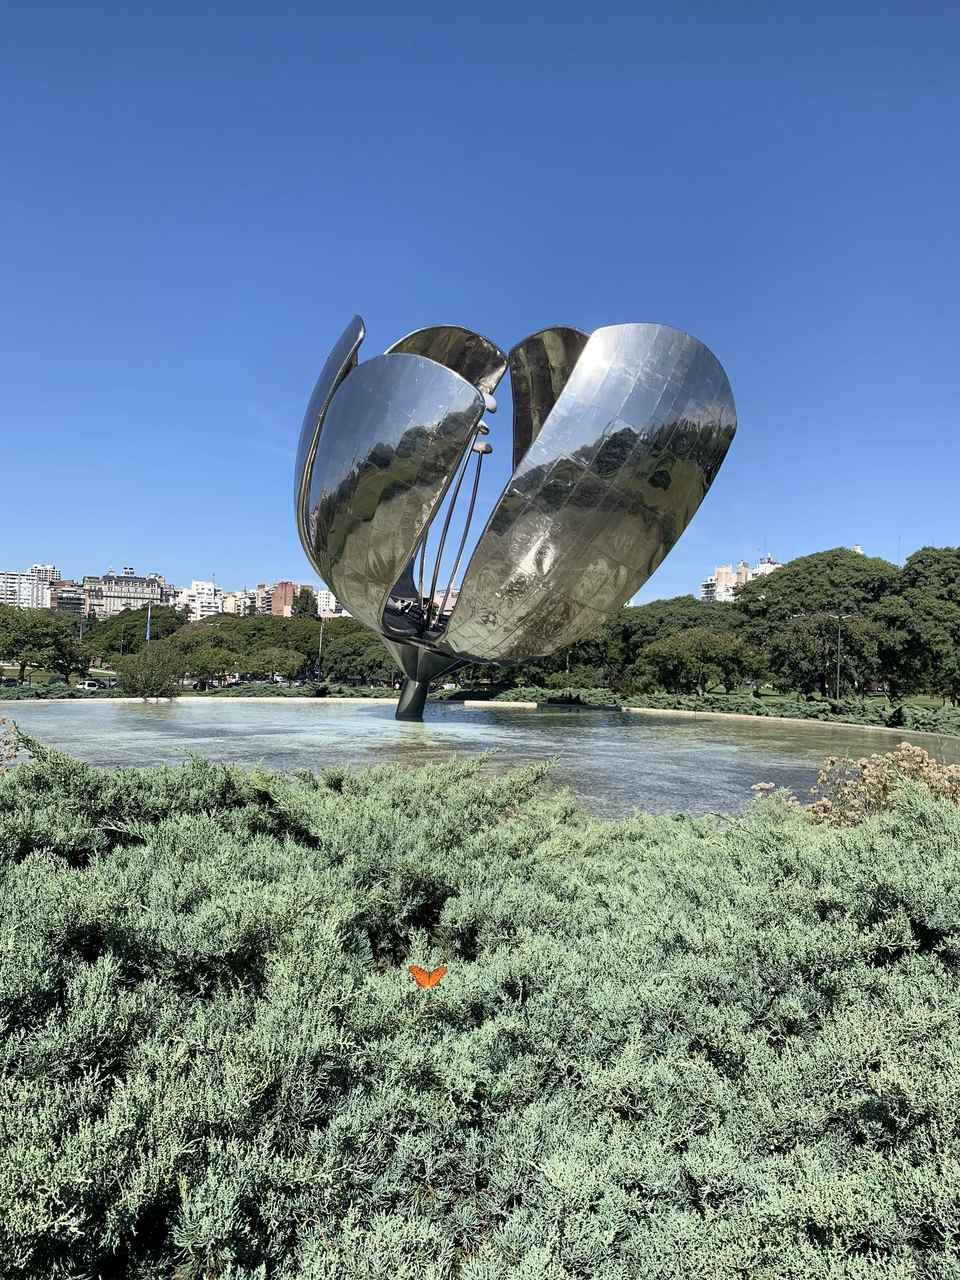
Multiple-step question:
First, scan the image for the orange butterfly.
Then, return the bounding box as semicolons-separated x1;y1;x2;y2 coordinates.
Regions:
409;964;447;989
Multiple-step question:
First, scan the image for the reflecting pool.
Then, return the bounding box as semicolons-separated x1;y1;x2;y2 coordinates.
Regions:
7;699;960;818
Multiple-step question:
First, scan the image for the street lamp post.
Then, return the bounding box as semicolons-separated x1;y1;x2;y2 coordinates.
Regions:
829;613;855;701
791;610;856;700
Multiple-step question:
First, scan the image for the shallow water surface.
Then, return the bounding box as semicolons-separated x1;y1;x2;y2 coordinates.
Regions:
7;699;960;818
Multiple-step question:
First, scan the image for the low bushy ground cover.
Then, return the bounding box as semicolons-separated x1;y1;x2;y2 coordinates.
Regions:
628;693;960;735
1;682;397;703
491;686;620;707
3;730;960;1277
0;685;113;702
155;683;393;700
481;686;960;736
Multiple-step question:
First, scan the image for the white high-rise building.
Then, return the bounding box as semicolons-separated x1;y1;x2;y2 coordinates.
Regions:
700;564;738;603
29;564;60;584
176;580;223;621
0;569;50;608
751;554;781;579
316;588;343;616
700;554;782;601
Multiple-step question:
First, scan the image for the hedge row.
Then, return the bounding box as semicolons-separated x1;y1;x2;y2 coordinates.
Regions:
479;687;960;735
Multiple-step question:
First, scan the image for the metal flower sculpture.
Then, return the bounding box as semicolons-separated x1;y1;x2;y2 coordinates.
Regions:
295;316;736;720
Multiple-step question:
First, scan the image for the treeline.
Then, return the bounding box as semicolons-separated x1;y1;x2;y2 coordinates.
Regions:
4;546;960;702
486;545;960;703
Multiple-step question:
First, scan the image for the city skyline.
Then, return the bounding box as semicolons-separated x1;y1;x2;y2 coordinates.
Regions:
1;538;901;621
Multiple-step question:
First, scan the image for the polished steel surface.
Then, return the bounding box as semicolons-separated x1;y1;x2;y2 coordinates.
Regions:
509;326;589;469
295;316;736;717
444;323;736;662
386;325;507;396
305;351;484;636
294;315;365;562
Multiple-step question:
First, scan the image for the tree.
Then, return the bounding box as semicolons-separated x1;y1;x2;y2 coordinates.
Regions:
935;654;960;706
188;645;242;685
735;549;900;641
0;606;56;682
318;618;394;684
640;628;752;695
620;595;744;652
765;614;882;699
899;547;960;606
870;593;960;698
115;643;186;699
292;587;317;619
46;622;92;684
86;606;189;662
248;646;307;680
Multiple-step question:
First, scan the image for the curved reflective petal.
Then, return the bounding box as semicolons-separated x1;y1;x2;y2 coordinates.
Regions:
306;352;484;633
386;325;507;396
295;315;365;566
444;323;737;662
509;326;589;470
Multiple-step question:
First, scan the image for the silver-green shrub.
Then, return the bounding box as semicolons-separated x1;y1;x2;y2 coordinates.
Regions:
2;730;960;1278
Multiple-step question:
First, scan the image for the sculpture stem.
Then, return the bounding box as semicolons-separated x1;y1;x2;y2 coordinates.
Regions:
395;678;430;721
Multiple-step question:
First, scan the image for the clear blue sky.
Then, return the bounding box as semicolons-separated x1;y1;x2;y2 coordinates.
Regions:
2;2;957;603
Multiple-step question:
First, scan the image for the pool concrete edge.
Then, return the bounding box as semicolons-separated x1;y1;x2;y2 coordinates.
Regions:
463;700;538;709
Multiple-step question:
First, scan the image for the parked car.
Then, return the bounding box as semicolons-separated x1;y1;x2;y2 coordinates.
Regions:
1;677;19;688
78;678;105;690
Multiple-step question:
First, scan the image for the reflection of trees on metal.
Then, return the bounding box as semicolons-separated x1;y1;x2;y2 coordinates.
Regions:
295;316;737;720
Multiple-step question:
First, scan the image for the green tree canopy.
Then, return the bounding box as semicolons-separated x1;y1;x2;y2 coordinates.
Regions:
248;647;307;680
899;547;960;606
639;628;755;695
46;625;91;683
318;618;394;684
765;613;882;698
85;606;189;661
871;593;960;698
292;587;317;618
735;548;900;634
115;642;186;699
0;606;63;682
187;646;242;682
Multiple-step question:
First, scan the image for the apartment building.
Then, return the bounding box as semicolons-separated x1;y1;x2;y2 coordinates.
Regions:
82;568;169;619
176;580;223;622
700;554;782;602
50;580;84;614
222;590;257;616
271;581;297;618
316;588;344;616
0;568;51;608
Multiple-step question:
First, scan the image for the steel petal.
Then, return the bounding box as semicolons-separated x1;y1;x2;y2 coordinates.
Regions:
445;323;736;662
295;315;365;568
305;353;484;633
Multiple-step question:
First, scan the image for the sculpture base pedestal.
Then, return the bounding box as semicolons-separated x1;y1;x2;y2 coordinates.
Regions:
383;638;464;723
395;678;431;721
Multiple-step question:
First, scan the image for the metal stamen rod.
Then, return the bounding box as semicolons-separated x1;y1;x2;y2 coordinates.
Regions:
416;534;427;609
435;441;491;627
419;432;479;633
